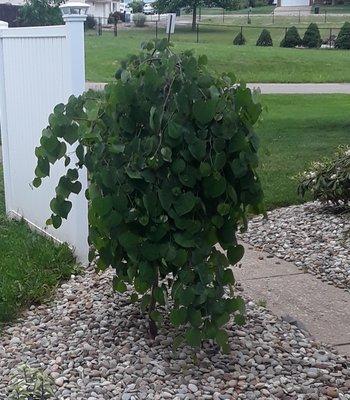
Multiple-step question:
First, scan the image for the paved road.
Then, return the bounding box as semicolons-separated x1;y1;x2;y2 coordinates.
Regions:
86;82;350;94
233;243;350;357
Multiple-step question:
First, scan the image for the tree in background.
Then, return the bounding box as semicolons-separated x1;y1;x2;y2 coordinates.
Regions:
155;0;240;30
130;0;145;13
256;28;273;46
17;0;63;27
280;26;302;48
302;23;321;48
335;21;350;49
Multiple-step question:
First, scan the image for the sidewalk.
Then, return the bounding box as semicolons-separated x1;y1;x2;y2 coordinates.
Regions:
233;243;350;356
86;82;350;94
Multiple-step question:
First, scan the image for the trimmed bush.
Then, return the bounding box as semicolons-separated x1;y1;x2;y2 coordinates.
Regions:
256;29;273;46
298;146;350;206
33;39;264;352
85;15;96;30
233;31;246;45
280;26;302;48
335;21;350;49
302;23;321;48
133;12;146;27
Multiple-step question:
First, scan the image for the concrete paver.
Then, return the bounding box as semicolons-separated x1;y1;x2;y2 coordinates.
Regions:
233;243;350;356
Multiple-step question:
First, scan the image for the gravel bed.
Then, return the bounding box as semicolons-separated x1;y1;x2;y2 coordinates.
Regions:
0;267;349;400
240;202;350;290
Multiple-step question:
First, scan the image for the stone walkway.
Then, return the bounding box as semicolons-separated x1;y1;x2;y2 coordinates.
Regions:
86;82;350;94
233;243;350;357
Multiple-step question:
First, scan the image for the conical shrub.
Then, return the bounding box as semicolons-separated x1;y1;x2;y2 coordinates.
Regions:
303;23;321;48
335;21;350;49
280;26;302;48
256;29;273;46
233;31;246;45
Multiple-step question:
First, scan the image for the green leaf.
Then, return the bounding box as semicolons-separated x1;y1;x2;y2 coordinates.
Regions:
92;196;113;217
199;162;211;177
193;99;216;125
215;329;229;353
158;189;174;211
170;307;187;326
189;139;206;161
167;121;182;139
118;232;140;250
227;245;245;265
113;277;127;293
161;147;172;162
174;192;196;216
189;309;202;327
185;327;202;347
203;175;226;198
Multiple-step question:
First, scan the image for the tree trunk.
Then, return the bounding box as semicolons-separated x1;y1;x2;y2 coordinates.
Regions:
192;5;197;31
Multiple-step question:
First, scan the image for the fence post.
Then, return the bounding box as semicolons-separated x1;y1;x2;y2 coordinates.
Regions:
114;18;118;36
196;23;199;43
329;27;332;45
272;11;274;24
199;6;201;21
248;10;251;24
324;10;327;23
0;22;12;214
298;10;300;23
156;20;158;39
222;8;225;23
60;3;89;263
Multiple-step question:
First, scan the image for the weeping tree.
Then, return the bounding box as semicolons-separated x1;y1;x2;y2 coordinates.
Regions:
33;39;264;352
154;0;240;30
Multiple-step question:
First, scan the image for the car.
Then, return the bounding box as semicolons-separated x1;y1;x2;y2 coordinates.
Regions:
143;3;155;14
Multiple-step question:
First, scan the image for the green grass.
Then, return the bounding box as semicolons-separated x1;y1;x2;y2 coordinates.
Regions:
257;94;350;208
85;28;350;83
198;5;276;15
313;4;350;14
0;170;77;324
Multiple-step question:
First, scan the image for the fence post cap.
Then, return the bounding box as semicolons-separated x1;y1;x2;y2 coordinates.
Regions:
60;2;89;21
0;20;9;29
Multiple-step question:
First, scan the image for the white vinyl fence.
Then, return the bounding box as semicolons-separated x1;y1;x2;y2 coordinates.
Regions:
0;11;89;263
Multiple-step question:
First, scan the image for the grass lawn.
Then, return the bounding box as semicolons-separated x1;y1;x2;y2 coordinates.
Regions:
0;170;77;324
257;94;350;208
85;28;350;83
198;5;276;15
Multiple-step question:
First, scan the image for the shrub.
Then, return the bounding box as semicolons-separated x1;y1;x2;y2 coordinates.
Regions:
280;26;302;48
335;21;350;49
33;39;264;352
233;31;246;45
298;146;350;206
302;23;321;48
133;12;146;27
85;15;96;30
256;29;273;46
8;364;54;399
130;0;144;13
17;0;63;27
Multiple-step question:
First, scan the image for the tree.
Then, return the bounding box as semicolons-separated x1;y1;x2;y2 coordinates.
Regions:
280;26;302;48
154;0;240;30
302;23;321;48
233;31;246;45
335;21;350;49
256;29;273;46
33;39;264;351
17;0;63;27
130;0;145;13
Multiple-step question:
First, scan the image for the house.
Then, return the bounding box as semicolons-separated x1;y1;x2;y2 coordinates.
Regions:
277;0;313;6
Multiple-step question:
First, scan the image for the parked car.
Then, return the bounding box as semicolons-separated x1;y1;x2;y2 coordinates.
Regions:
143;3;155;14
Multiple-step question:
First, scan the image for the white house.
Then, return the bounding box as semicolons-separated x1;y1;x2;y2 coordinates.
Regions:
277;0;312;6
